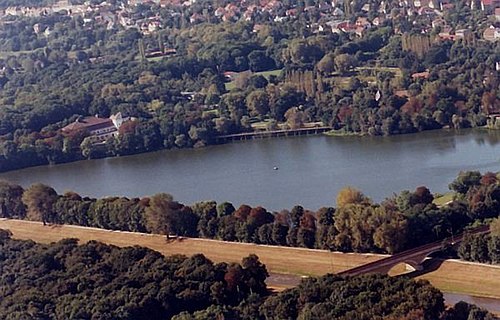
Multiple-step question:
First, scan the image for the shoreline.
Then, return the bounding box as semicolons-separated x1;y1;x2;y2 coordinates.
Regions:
1;126;496;175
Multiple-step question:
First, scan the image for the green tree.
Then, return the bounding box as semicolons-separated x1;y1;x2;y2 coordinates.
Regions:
0;180;25;218
334;54;357;74
246;90;270;117
316;53;335;74
449;171;482;194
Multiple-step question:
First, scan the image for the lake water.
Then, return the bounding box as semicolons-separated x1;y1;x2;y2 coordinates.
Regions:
1;128;499;311
1;129;499;211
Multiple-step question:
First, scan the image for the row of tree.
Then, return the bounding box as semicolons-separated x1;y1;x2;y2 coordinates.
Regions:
1;171;498;257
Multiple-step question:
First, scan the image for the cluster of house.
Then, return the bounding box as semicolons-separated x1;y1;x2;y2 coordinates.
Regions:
304;0;500;40
0;0;499;40
61;112;133;144
0;0;167;35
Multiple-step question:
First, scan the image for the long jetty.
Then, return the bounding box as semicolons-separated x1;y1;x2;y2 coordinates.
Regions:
215;126;332;143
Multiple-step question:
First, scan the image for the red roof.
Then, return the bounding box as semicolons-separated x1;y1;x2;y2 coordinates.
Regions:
62;116;114;133
411;71;430;79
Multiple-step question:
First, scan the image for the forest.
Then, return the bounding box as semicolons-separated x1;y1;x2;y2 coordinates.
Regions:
1;170;498;263
0;230;496;319
0;0;498;172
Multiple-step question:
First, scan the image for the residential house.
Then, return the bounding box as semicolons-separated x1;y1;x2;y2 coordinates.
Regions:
5;7;22;16
418;6;436;15
355;16;371;28
455;28;472;39
332;7;344;16
440;0;454;10
411;71;430;79
372;16;385;26
481;0;500;12
214;7;225;17
189;12;203;23
413;0;430;7
432;17;446;28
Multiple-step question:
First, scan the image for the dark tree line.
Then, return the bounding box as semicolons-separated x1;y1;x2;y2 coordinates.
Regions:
458;218;500;264
0;231;268;319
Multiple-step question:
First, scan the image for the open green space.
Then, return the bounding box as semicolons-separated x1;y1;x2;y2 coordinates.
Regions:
433;192;455;206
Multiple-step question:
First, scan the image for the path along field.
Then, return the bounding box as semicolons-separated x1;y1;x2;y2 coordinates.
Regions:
1;218;499;299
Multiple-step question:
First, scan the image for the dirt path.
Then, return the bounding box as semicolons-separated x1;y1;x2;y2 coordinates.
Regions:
1;219;499;298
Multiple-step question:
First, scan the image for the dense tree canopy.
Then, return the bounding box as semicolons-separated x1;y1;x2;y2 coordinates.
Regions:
0;232;496;319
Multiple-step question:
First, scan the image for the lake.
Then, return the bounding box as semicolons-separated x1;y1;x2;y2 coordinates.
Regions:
0;129;499;211
1;128;499;311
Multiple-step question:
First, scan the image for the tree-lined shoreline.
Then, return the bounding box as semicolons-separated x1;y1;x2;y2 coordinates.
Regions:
1;170;498;263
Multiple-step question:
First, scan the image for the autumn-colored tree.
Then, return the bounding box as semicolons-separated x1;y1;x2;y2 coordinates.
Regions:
336;187;370;207
21;183;58;225
481;91;499;115
401;97;423;115
411;186;434;205
480;172;498;186
234;204;252;221
371;207;409;254
284;107;306;129
145;193;198;237
144;193;175;235
222;92;246;122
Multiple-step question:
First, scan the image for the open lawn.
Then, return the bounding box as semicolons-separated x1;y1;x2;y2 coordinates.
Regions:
433;192;455;207
1;218;499;299
416;260;500;298
355;66;403;77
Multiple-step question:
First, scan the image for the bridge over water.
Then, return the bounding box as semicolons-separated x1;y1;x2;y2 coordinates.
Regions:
339;225;491;276
215;126;332;143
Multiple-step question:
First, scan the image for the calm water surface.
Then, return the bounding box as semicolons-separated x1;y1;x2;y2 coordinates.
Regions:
1;129;499;211
1;129;499;309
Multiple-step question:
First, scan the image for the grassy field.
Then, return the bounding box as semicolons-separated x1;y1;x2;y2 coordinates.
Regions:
0;219;382;276
433;192;455;206
1;218;499;298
